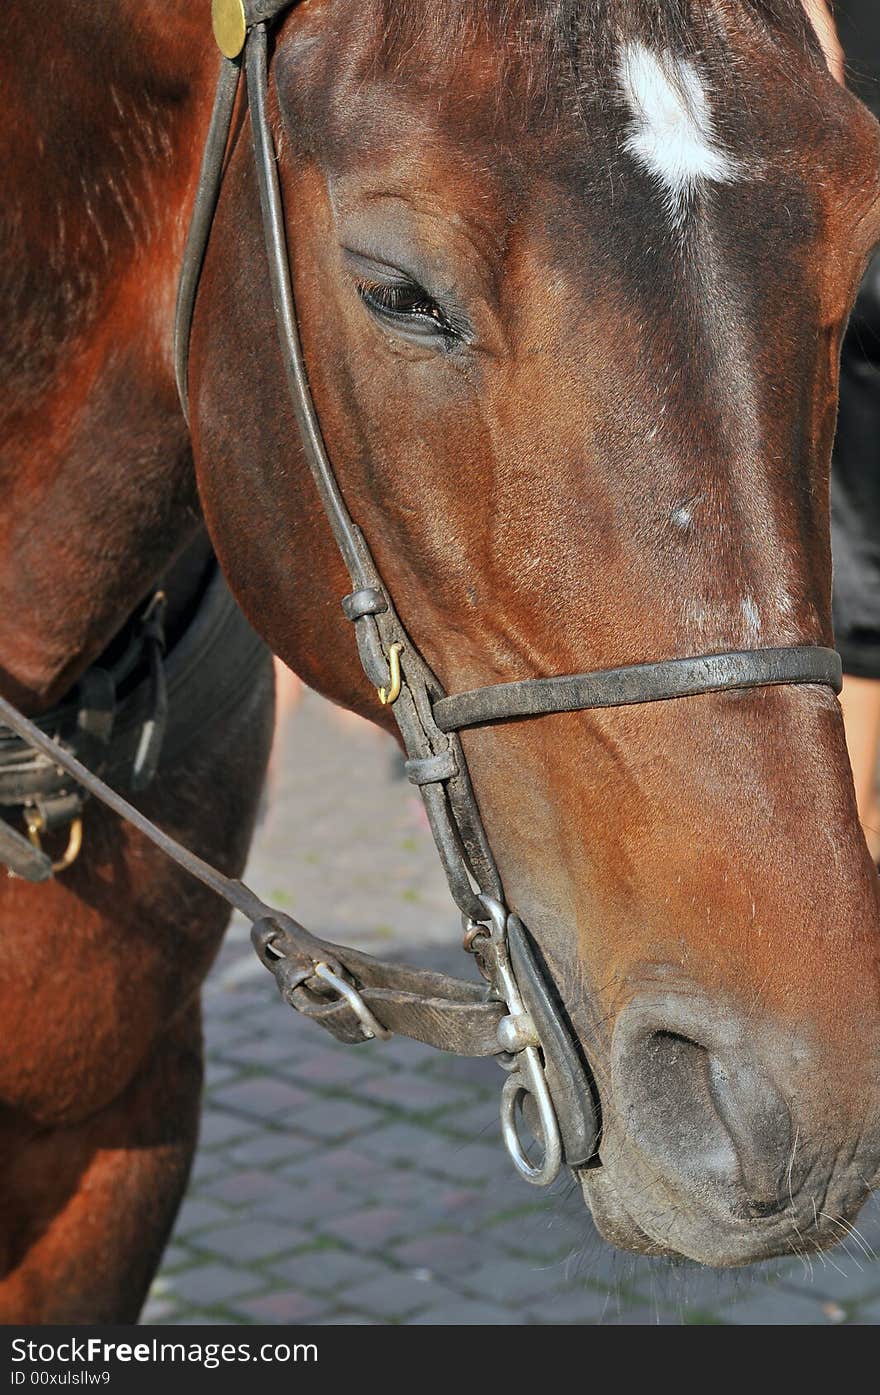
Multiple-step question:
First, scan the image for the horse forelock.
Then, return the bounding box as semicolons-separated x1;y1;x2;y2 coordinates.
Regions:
372;0;821;90
285;0;833;208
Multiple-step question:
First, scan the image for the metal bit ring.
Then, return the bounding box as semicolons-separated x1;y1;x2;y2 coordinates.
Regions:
500;1047;563;1187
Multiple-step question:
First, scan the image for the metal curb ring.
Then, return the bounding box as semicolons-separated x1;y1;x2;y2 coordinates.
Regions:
501;1048;564;1187
477;893;564;1188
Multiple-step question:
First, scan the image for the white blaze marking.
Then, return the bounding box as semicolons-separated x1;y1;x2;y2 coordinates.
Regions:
617;42;740;223
741;596;762;638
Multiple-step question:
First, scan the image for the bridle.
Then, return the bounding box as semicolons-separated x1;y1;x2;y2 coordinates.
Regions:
0;0;843;1190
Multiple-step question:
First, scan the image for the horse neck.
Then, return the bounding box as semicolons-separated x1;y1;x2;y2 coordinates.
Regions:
0;3;218;709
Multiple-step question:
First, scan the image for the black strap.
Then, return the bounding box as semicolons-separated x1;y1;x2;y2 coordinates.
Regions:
131;593;169;791
174;56;242;422
433;646;843;732
506;916;599;1165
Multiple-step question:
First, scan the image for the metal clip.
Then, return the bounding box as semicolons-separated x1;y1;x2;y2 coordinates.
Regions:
25;811;83;875
313;962;392;1042
377;643;404;706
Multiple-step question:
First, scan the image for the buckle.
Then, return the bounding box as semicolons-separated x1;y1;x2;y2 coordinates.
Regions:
312;962;392;1042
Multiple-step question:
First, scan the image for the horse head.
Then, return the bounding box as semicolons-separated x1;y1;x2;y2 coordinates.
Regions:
189;0;880;1265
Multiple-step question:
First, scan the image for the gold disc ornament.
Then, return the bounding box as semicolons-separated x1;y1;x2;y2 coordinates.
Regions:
212;0;247;58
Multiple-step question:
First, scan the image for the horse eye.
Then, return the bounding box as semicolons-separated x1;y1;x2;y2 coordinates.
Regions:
356;278;469;346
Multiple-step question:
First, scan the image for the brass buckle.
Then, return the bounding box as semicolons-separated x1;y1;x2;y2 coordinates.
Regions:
26;812;83;874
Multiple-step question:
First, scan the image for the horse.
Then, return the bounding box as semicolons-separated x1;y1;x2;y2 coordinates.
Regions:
0;5;275;1321
3;0;880;1321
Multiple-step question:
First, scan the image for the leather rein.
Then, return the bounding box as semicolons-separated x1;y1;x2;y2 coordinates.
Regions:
0;0;843;1189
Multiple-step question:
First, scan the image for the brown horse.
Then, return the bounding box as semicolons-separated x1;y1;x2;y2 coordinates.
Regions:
2;0;880;1322
0;6;274;1321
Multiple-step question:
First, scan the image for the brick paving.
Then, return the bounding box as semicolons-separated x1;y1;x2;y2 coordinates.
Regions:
142;689;880;1326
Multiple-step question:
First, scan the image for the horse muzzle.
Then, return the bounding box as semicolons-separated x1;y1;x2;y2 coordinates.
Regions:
575;983;880;1266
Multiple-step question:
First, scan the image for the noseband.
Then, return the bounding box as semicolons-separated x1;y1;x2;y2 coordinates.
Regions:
0;0;842;1193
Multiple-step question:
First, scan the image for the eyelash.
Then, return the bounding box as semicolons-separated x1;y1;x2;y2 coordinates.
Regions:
356;279;468;345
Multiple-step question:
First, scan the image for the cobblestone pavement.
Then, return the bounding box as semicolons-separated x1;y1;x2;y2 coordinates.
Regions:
144;688;880;1326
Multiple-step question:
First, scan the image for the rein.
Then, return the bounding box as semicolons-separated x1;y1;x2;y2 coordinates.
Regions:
0;0;844;1191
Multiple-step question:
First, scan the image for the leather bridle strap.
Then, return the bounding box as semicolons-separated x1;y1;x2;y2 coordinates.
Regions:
174;55;241;423
0;689;505;1058
434;646;842;732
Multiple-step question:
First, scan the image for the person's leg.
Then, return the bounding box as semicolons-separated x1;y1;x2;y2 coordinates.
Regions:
803;0;845;80
829;2;880;856
839;675;880;857
833;0;880;116
832;249;880;857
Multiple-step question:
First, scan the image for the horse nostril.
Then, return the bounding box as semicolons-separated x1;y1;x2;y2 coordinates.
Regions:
703;1045;793;1205
620;1029;741;1188
612;998;794;1214
748;1198;784;1219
